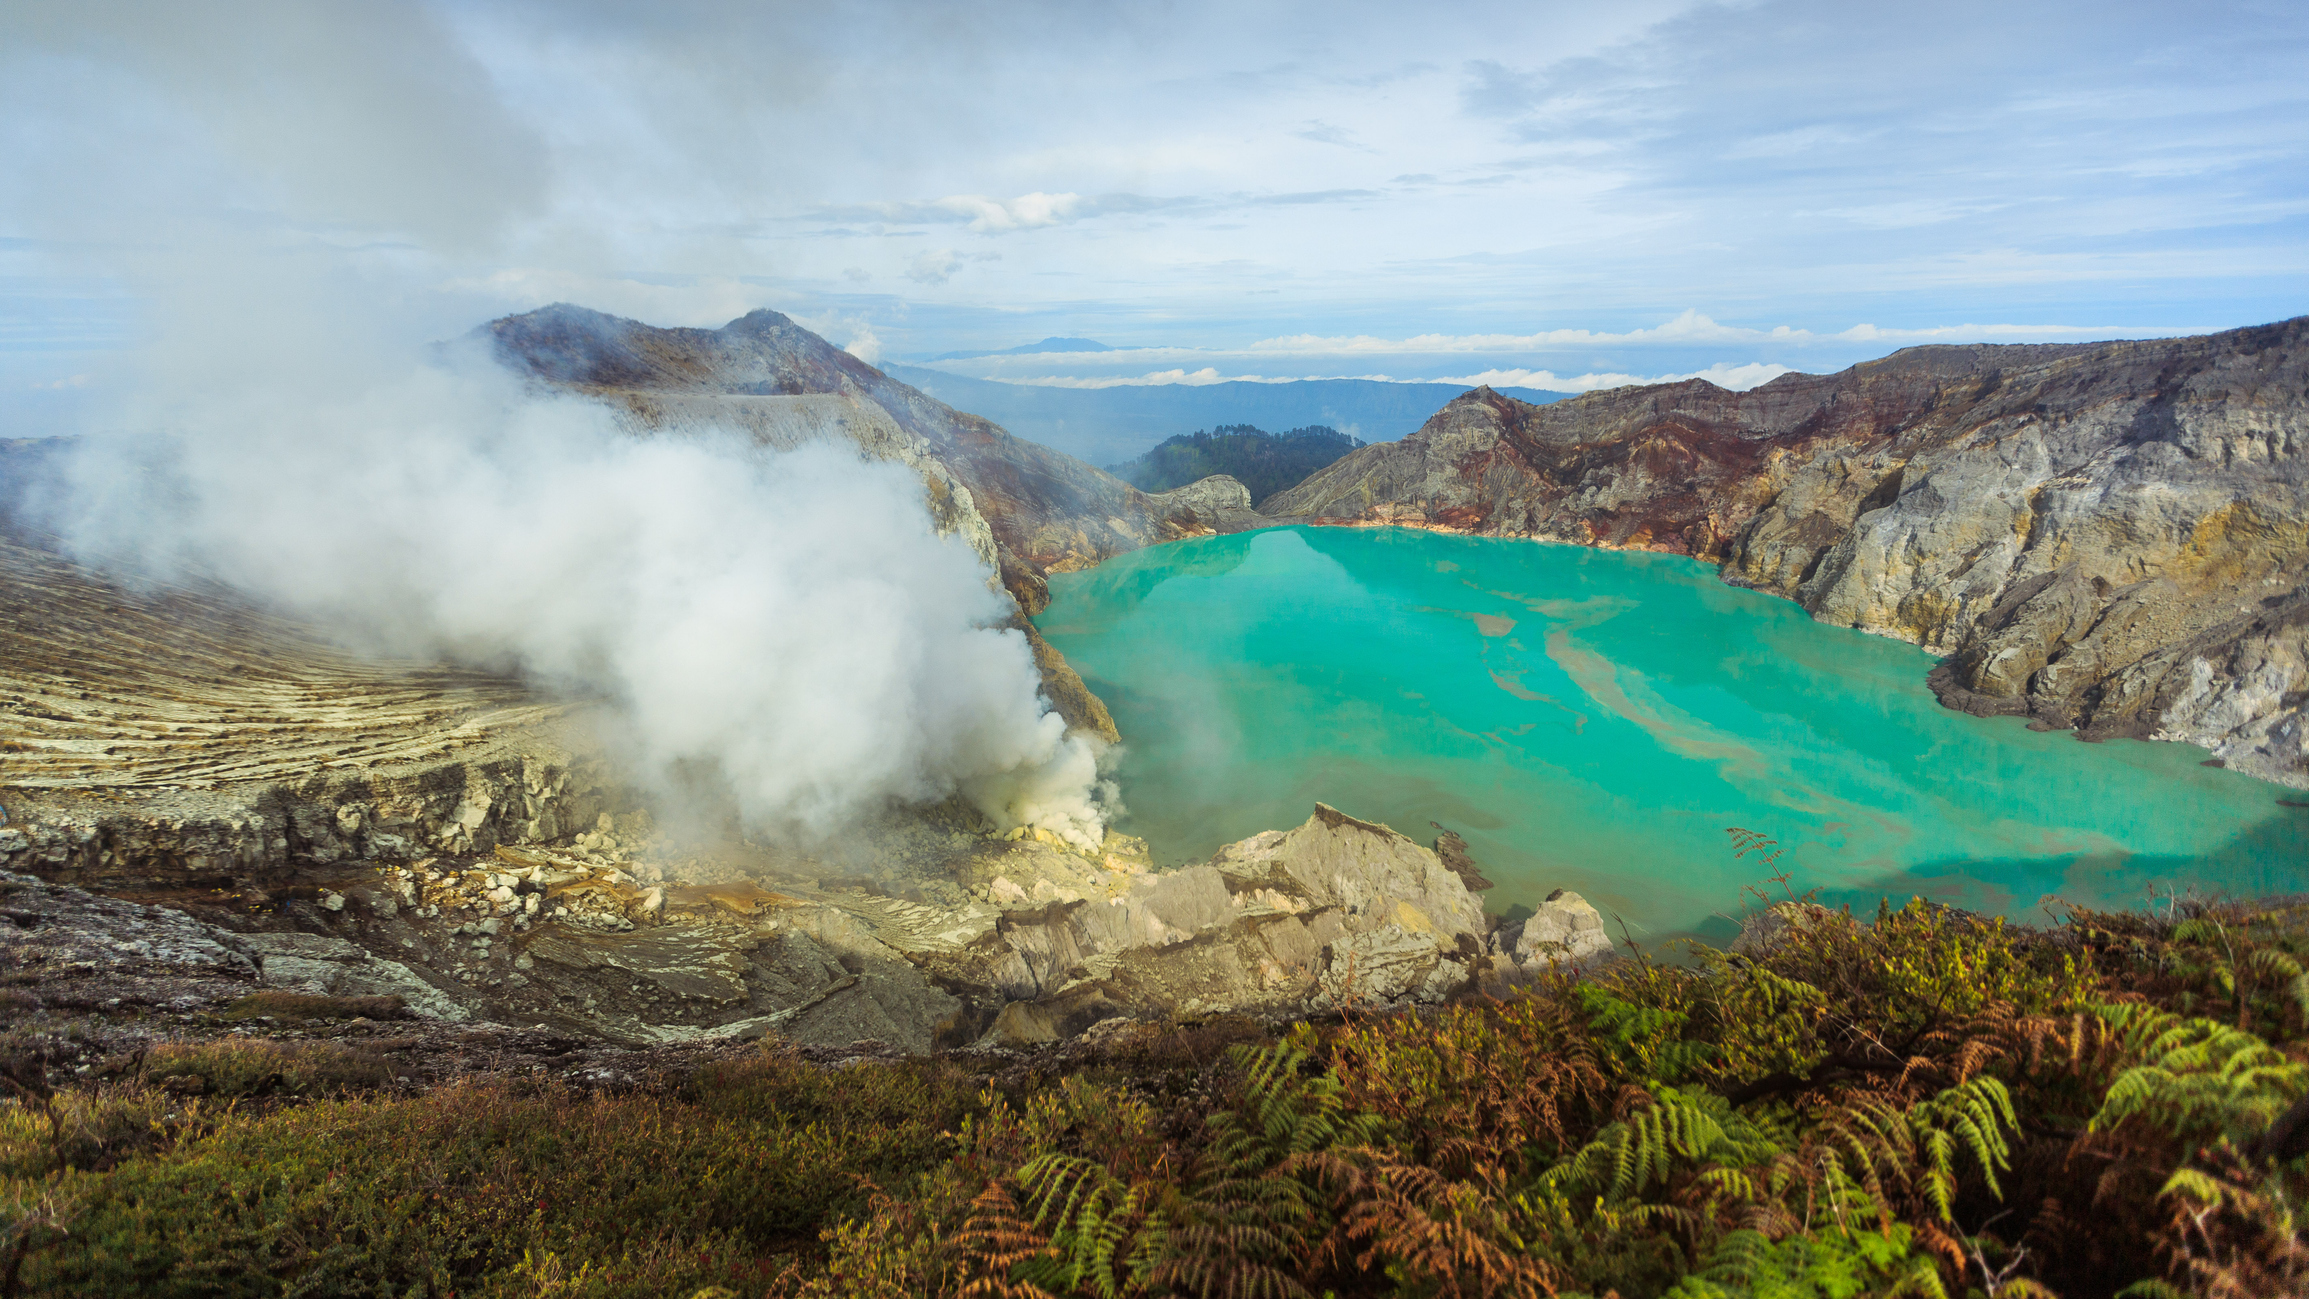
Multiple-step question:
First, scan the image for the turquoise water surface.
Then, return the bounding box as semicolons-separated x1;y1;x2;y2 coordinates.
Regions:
1039;526;2309;943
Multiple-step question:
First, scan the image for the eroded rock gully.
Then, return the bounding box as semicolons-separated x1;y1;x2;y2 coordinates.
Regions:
1265;317;2309;785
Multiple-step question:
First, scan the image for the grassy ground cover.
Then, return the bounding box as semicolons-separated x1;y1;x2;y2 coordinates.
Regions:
8;889;2309;1297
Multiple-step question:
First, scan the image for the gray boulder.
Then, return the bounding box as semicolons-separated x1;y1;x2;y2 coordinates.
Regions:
963;803;1495;1035
1513;889;1613;966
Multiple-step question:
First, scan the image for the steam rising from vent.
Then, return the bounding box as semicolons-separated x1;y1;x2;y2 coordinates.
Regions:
50;359;1115;847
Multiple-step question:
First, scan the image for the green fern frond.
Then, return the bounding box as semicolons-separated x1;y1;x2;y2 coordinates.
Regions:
2156;1165;2229;1209
1666;1222;1947;1299
1013;1152;1166;1298
2091;1004;2307;1145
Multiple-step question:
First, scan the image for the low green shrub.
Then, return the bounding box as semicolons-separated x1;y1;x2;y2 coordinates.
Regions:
216;991;409;1022
11;890;2309;1296
0;1084;201;1177
139;1038;393;1099
11;1047;985;1297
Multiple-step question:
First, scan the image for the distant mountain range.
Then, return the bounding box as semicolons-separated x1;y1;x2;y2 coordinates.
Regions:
884;363;1569;466
919;337;1117;363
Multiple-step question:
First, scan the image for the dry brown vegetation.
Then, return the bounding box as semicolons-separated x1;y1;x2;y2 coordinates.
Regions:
6;891;2309;1297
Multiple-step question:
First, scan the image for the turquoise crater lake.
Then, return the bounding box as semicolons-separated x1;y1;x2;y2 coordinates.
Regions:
1039;526;2309;943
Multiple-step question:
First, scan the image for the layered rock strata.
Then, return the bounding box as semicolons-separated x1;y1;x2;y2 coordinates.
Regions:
0;535;625;890
1266;318;2309;784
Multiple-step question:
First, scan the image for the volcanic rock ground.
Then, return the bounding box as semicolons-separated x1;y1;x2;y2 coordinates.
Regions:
0;323;1555;1094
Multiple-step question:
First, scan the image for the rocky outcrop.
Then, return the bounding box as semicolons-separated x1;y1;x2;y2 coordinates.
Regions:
1495;889;1614;971
3;798;1516;1055
942;804;1498;1042
1265;319;2309;784
1146;474;1271;535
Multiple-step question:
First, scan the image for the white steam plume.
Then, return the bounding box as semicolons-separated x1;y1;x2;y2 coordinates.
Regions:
52;358;1113;847
6;5;1115;849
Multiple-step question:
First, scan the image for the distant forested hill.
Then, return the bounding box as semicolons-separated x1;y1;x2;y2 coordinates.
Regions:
883;365;1567;466
1107;424;1365;505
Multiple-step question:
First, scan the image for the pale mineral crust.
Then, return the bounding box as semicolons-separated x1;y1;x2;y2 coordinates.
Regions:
1265;318;2309;784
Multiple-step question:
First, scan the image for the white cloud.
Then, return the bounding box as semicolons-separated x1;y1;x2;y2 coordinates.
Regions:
934;191;1084;232
972;360;1797;393
1008;368;1250;388
1721;124;1873;161
918;311;2206;392
809;190;1184;233
1224;310;2192;356
1296;120;1371;151
908;249;965;285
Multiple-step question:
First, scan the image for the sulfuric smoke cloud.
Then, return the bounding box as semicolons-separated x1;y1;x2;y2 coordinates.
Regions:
49;357;1115;848
5;3;1118;850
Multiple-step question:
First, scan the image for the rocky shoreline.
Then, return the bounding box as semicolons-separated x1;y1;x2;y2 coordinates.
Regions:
1266;318;2309;786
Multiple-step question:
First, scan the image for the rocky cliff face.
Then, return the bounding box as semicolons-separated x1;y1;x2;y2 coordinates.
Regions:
1265;318;2309;785
483;305;1210;618
483;304;1240;744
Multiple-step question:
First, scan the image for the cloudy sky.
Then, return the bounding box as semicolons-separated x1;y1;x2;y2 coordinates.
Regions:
4;0;2305;431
